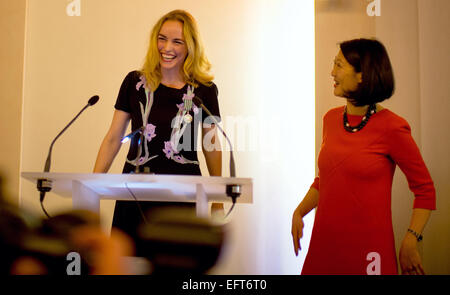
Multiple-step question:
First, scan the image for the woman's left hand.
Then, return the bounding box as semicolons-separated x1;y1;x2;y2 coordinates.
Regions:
399;235;425;275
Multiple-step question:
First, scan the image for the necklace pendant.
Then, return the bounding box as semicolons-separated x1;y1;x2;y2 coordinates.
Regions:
185;100;192;112
183;114;193;124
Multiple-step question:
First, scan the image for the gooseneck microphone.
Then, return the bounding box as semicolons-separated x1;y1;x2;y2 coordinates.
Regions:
193;96;236;177
37;95;100;218
192;96;241;217
43;95;99;172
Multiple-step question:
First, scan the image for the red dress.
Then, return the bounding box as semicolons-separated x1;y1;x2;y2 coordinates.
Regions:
301;106;436;275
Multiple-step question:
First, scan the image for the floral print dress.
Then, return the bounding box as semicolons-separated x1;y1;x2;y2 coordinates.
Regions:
111;71;221;252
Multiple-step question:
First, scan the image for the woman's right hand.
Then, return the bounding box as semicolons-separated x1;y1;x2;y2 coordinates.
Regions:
291;208;305;256
291;187;319;256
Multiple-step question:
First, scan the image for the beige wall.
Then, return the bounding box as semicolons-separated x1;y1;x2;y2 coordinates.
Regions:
0;0;26;205
375;0;450;275
374;0;424;274
417;0;450;275
315;0;375;164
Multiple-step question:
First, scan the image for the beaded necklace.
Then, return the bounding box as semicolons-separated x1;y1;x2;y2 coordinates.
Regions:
343;104;377;133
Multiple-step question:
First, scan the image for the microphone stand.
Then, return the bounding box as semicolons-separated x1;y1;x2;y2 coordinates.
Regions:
193;96;241;217
37;95;99;218
134;130;145;174
120;125;152;225
122;126;151;174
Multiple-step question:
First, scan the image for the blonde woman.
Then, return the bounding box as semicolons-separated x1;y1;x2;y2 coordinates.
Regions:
94;10;222;255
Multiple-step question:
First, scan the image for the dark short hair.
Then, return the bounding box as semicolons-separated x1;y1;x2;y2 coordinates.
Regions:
340;38;395;106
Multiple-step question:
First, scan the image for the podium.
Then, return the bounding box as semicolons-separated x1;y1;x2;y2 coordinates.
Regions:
21;172;253;217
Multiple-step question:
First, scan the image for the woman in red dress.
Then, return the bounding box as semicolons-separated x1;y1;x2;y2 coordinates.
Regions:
291;39;436;275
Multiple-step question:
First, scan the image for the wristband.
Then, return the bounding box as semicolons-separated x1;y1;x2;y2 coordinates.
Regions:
407;228;423;242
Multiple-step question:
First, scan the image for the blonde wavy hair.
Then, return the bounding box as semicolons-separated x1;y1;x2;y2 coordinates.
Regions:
141;10;214;91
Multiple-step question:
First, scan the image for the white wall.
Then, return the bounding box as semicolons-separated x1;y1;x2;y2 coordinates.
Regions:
20;0;315;274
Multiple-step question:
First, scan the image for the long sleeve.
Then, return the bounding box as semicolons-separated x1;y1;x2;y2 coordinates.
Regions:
311;112;329;192
311;176;320;191
387;118;436;210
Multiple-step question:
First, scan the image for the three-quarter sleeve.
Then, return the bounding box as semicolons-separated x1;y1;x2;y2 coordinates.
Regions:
388;118;436;210
311;112;329;192
311;176;320;191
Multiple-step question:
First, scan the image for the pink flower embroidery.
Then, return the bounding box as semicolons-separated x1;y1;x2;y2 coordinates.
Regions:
173;155;185;164
163;141;175;159
176;103;184;111
136;75;147;91
182;93;194;101
144;124;156;140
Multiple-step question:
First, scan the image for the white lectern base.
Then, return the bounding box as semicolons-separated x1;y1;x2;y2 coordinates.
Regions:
21;172;253;217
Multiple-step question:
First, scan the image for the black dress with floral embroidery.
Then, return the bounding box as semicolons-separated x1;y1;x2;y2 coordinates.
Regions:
111;71;220;253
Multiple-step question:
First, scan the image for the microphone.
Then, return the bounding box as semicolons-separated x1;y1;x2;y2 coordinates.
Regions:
121;126;144;143
193;96;236;177
192;96;241;217
120;126;150;174
37;95;100;217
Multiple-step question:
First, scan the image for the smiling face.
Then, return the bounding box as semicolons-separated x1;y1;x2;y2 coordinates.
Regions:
331;50;362;98
157;20;188;76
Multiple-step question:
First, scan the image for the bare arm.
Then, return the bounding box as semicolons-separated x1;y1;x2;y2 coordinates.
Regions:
202;124;223;213
294;187;319;218
406;208;432;238
291;187;319;255
202;124;222;176
93;110;131;173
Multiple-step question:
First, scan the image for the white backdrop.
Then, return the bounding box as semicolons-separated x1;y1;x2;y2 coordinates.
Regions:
20;0;315;274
